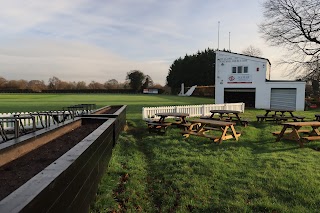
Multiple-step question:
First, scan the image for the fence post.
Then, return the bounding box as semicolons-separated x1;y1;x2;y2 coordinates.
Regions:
202;105;205;116
142;107;145;120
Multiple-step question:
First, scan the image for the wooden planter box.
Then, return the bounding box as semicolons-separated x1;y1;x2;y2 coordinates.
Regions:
84;105;127;145
0;117;118;213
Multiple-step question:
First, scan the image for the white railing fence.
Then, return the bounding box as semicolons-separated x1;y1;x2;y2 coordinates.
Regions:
0;111;81;129
142;103;245;120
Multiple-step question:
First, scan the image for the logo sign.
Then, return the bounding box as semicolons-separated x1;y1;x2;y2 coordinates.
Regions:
227;74;252;84
228;76;235;81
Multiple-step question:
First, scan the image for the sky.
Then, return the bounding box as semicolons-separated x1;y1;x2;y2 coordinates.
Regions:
0;0;291;85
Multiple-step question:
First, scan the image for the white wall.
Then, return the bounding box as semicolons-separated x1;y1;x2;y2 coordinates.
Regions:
215;51;306;110
257;82;306;110
215;51;269;104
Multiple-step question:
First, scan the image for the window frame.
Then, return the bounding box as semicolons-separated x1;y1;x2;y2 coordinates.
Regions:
231;66;249;74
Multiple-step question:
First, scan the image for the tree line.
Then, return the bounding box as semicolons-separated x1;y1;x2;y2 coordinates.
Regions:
0;70;164;93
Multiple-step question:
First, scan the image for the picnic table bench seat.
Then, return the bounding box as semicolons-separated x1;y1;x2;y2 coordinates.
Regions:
147;122;171;133
256;115;274;122
274;116;305;124
300;136;320;143
201;115;249;126
272;129;310;136
181;130;220;140
203;126;223;131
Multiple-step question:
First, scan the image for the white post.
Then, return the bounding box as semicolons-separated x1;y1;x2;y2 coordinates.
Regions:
181;83;184;95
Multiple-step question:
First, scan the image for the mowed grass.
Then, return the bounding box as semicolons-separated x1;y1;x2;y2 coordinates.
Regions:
1;94;320;212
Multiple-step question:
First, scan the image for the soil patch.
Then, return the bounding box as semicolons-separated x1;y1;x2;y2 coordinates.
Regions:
0;121;104;200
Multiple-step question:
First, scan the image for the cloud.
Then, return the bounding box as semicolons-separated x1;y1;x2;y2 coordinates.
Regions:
0;38;170;84
0;0;293;86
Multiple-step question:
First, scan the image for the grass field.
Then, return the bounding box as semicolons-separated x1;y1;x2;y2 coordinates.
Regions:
1;94;320;212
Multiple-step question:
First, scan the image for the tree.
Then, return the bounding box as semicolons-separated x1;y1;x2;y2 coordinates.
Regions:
126;70;145;92
48;76;62;90
28;80;46;92
76;81;87;89
259;0;320;75
166;48;215;94
5;80;19;89
88;81;104;89
242;45;262;57
142;75;153;89
0;77;7;89
104;79;119;89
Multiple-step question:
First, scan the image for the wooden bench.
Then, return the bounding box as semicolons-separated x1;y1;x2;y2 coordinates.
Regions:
293;116;305;121
274;116;288;124
300;136;320;143
203;126;223;131
147;122;171;133
256;115;274;122
181;130;219;140
272;129;310;136
274;116;305;124
178;122;197;131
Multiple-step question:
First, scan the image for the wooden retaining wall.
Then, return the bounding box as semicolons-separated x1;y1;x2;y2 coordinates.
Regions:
0;117;119;213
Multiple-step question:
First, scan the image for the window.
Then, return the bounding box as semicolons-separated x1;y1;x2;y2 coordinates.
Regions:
232;66;249;73
232;67;236;73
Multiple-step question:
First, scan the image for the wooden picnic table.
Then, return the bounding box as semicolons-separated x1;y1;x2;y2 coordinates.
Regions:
206;109;248;126
147;112;189;133
264;108;295;117
257;108;305;123
155;112;189;124
274;121;320;147
181;118;241;144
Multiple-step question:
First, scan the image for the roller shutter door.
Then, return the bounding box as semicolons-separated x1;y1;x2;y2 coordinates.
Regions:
270;88;296;110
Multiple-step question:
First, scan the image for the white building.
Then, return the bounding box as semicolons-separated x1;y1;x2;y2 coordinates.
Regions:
215;51;306;110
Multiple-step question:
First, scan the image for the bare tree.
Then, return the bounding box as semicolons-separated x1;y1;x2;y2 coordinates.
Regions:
259;0;320;75
48;76;62;90
88;81;104;89
0;77;7;88
76;81;87;89
28;80;46;92
104;79;119;89
242;45;263;57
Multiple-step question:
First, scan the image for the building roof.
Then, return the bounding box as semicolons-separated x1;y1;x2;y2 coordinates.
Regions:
215;50;271;65
266;79;305;83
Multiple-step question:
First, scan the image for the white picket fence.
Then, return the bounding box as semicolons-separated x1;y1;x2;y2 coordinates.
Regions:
142;103;245;120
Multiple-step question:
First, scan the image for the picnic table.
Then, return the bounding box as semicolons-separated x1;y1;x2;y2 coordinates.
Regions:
203;109;248;126
181;118;241;144
257;108;305;123
273;121;320;147
0;115;36;141
147;112;189;133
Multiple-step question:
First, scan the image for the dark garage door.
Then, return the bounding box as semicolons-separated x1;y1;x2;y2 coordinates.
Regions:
224;88;256;108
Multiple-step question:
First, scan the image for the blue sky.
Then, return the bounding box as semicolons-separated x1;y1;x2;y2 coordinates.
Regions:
0;0;288;85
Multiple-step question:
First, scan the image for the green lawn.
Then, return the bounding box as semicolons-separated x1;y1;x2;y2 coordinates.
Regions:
0;94;320;212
